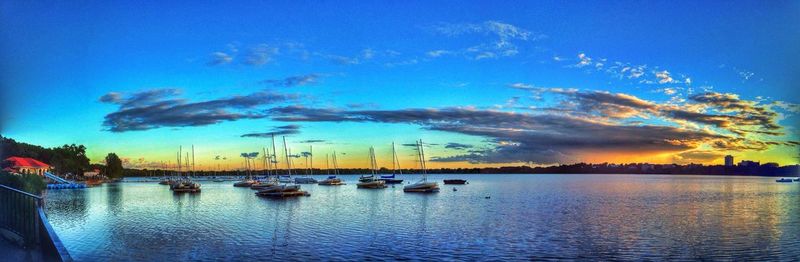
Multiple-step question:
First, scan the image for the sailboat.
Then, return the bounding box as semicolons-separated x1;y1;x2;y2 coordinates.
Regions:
357;146;387;189
234;153;258;187
251;146;278;190
379;142;404;184
403;140;439;193
295;145;318;184
256;136;308;197
171;146;201;193
319;152;344;185
319;151;345;185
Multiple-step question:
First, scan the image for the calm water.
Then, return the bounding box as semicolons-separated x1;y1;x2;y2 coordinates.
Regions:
44;174;799;261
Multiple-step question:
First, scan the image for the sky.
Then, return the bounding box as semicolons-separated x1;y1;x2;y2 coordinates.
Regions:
1;0;799;170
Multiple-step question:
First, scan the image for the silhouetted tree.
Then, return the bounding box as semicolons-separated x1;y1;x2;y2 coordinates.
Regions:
105;153;124;178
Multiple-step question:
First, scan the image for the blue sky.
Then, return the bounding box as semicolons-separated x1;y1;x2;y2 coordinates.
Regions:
1;1;798;168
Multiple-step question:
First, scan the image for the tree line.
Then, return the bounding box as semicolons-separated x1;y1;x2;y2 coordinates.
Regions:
0;136;124;178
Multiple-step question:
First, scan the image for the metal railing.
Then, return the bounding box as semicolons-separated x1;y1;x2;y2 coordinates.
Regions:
0;184;42;247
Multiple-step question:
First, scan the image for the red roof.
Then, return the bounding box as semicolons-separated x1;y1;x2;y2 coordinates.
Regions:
5;157;51;168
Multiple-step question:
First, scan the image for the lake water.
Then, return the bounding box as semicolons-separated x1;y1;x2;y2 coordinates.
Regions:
44;174;800;261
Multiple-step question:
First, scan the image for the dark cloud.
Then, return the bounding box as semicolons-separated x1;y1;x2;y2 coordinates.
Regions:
262;74;320;87
444;142;473;150
240;152;259;158
268;106;737;164
688;92;781;130
100;89;295;132
297;139;326;143
530;89;786;136
241;124;301;138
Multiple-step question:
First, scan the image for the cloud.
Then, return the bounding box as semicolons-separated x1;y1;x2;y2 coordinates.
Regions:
430;21;544;60
576;53;592;67
521;88;786;136
426;50;451;58
672;150;725;164
99;92;122;103
327;55;360;65
444;142;473;150
361;49;375;60
241;124;301;138
100;89;296;132
243;44;278;66
262;74;321;87
655;70;676;84
208;52;233;66
267;106;735;164
297;139;325;143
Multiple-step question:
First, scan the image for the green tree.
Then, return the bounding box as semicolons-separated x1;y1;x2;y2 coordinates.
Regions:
105;153;124;178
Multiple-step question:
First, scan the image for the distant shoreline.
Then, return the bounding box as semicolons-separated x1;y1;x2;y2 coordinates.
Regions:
120;163;799;178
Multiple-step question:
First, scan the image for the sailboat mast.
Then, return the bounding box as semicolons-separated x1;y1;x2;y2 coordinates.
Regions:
333;151;339;175
272;134;279;175
419;140;427;181
369;147;375;175
394;142;403;175
310;145;313;176
392;142;397;175
268;147;271;176
283;136;292;176
178;146;182;176
326;154;330;175
191;145;195;177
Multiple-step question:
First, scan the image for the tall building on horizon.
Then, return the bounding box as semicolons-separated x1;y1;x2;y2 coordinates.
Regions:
724;155;734;166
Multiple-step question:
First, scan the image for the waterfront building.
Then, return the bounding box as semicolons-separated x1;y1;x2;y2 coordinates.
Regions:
83;169;101;177
2;156;52;176
724;155;734;166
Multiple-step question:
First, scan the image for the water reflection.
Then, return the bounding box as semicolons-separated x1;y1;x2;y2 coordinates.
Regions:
44;175;800;261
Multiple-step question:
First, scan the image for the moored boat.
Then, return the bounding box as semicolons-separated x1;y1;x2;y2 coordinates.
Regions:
776;178;794;183
170;178;201;193
404;140;439;193
319;175;345;185
443;179;467;185
357;147;387;189
379;142;404;184
295;177;318;184
319;152;344;185
256;136;308;198
234;179;257;187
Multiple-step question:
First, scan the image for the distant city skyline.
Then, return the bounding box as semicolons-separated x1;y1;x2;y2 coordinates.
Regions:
1;1;798;168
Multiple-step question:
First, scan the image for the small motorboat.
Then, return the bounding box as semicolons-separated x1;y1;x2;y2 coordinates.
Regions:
319;176;345;186
776;178;794;183
443;179;467;185
794;177;800;182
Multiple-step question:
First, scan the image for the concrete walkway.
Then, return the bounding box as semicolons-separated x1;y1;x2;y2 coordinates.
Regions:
0;238;43;262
